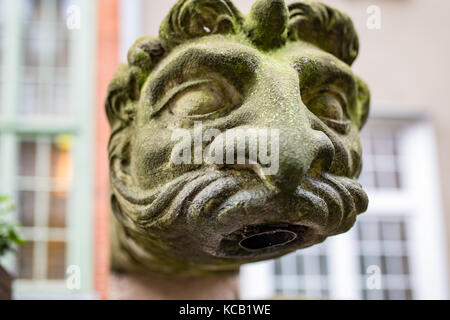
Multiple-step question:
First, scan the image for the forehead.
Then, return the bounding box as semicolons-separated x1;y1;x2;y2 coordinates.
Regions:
152;35;356;81
142;34;359;117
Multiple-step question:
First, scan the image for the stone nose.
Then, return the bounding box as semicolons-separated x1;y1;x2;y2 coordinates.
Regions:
208;62;336;194
247;78;334;193
263;124;334;193
207;117;335;194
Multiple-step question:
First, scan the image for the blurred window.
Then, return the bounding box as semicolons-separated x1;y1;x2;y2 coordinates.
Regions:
356;121;413;299
240;118;447;300
359;123;402;190
273;243;329;298
16;135;73;280
20;0;72;118
0;0;4;112
0;0;94;298
357;218;413;300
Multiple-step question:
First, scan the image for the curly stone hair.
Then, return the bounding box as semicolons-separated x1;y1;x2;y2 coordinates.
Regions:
106;0;362;133
105;0;370;274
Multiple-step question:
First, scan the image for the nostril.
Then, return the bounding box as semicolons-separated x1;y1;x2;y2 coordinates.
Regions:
308;131;335;177
239;229;297;251
229;162;266;181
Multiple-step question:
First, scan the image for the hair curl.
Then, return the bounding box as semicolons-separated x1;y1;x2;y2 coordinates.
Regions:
106;0;361;132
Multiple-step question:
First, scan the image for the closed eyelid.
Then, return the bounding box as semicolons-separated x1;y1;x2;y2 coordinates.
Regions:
144;47;260;109
307;85;350;111
151;79;212;116
293;58;359;122
293;58;356;95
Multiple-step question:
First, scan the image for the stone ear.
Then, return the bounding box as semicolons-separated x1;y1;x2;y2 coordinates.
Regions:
105;64;138;130
356;77;370;130
105;65;136;188
106;36;164;131
159;0;243;51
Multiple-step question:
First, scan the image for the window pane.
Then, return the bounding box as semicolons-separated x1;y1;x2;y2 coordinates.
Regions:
19;0;73;118
359;221;380;241
319;254;328;276
383;256;408;275
363;289;384;300
358;170;375;190
357;218;413;300
15;135;73;281
18;241;34;279
23;24;40;67
381;221;402;241
51;135;73;180
280;253;297;275
0;0;4;108
47;241;66;279
52;79;69;113
373;137;396;156
376;171;399;189
49;191;67;228
23;0;42;22
360;255;381;272
273;243;329;297
18;190;35;227
296;255;304;275
19;140;37;177
359;121;403;190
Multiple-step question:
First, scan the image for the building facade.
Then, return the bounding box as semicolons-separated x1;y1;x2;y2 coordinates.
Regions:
0;0;448;299
0;0;96;298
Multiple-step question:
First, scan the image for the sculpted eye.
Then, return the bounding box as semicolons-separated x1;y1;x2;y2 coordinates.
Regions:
168;79;242;118
307;94;344;120
304;89;351;134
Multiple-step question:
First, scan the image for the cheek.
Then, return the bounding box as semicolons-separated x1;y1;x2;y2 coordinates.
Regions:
341;126;363;177
130;127;174;189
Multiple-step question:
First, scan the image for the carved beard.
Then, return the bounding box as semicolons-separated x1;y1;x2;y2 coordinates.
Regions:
110;156;368;274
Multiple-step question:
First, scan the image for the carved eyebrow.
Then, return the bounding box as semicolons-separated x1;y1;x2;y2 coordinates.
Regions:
144;46;260;108
292;56;358;112
293;57;355;88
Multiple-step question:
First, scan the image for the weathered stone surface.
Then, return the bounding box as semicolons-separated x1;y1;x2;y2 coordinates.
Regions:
106;0;370;276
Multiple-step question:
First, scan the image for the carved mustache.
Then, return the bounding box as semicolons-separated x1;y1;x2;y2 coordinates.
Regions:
184;170;368;236
111;163;367;241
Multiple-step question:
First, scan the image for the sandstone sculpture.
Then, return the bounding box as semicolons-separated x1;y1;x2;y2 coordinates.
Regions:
106;0;370;276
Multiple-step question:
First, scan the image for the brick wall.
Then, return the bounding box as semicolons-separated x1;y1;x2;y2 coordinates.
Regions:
95;0;119;300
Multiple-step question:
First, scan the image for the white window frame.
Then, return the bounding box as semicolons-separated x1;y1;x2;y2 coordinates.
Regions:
0;0;96;299
240;116;449;300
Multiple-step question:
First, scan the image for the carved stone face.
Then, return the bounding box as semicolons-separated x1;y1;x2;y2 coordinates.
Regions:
107;0;370;275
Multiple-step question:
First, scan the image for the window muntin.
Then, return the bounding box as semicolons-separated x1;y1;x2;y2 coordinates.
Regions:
19;0;72;118
0;0;94;297
273;242;330;298
357;217;413;300
267;120;412;299
16;134;73;281
240;118;446;300
0;0;4;112
359;123;403;190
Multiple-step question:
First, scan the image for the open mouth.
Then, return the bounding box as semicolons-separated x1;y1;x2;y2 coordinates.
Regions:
217;223;316;259
124;167;367;264
239;229;297;251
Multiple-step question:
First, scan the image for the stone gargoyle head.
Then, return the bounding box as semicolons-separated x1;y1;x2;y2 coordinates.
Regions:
107;0;370;275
